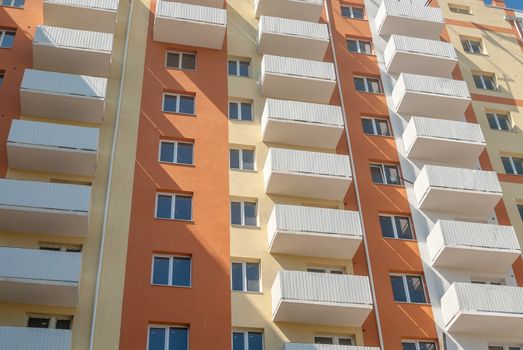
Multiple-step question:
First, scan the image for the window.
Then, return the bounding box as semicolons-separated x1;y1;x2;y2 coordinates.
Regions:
347;38;372;54
232;331;264;350
402;340;437;350
379;215;414;240
0;29;15;48
518;204;523;221
341;5;364;19
315;335;354;345
163;94;195;115
166;51;196;70
1;0;24;7
0;70;4;86
159;141;194;165
231;261;260;292
230;148;255;171
362;117;391;136
40;244;82;252
27;315;72;330
502;156;523;175
390;274;427;303
229;101;253;121
488;346;521;350
473;73;496;90
231;200;257;226
307;267;344;274
156;193;192;221
152;255;191;287
148;326;189;350
461;38;483;54
487;112;512;131
370;163;402;185
228;59;250;77
449;4;470;14
471;277;505;285
354;76;382;93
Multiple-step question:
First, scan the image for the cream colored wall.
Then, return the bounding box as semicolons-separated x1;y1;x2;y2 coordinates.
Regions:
440;0;512;29
227;0;364;347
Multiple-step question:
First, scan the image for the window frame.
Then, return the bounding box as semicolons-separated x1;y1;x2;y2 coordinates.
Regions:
39;243;82;252
362;117;392;136
162;93;195;115
0;70;4;86
486;112;512;131
473;73;497;91
340;5;365;19
314;334;355;346
307;266;345;274
402;340;438;350
347;38;373;55
151;254;192;288
354;76;383;93
165;50;197;71
230;200;258;226
370;163;402;185
228;100;254;121
231;260;261;293
461;37;484;54
448;3;471;14
228;58;251;77
390;274;428;304
379;214;414;240
501;155;523;176
232;330;264;350
229;147;256;171
147;325;189;350
158;140;194;165
26;314;73;330
0;29;16;49
155;193;193;221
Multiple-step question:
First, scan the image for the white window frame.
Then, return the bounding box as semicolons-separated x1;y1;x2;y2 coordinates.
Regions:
461;38;483;54
165;50;196;70
347;38;372;54
26;314;73;329
155;193;193;221
362;117;391;136
162;93;195;115
230;200;258;226
228;58;251;77
230;148;255;171
231;260;261;292
354;76;382;93
401;340;438;350
314;334;355;346
147;325;189;350
470;277;506;285
488;346;522;350
151;254;192;287
487;112;512;131
228;100;253;121
158;140;194;165
39;243;82;252
502;156;523;175
0;29;15;48
232;330;264;350
307;266;344;274
448;3;470;14
379;214;414;240
341;5;365;19
473;73;497;90
370;163;402;185
391;274;427;304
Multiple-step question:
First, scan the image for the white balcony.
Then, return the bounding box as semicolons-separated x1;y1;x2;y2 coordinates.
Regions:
0;248;81;307
442;283;523;337
375;0;445;40
261;98;344;149
0;327;71;350
268;205;362;259
384;35;457;76
427;220;521;273
272;270;373;326
285;344;380;350
392;73;471;119
254;0;323;22
0;179;90;236
260;55;336;104
33;26;113;77
403;117;485;166
43;0;119;33
414;165;502;216
20;69;107;124
264;148;352;200
154;0;226;49
258;16;329;60
7;120;99;176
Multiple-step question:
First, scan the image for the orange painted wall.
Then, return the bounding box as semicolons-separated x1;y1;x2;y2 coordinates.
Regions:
117;1;232;349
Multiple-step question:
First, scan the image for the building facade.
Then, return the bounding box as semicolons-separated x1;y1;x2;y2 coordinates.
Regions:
0;0;522;350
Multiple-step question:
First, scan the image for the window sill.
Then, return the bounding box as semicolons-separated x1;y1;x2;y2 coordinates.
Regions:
155;217;195;223
163;111;196;117
230;224;261;230
165;66;196;72
355;90;384;95
383;236;416;242
363;133;394;138
342;17;367;21
373;182;405;188
228;119;255;123
394;301;430;306
159;161;195;168
151;283;192;289
228;75;252;79
230;169;257;173
490;128;517;133
232;290;263;295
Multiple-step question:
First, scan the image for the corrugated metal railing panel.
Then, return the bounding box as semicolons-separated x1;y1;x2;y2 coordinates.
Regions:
44;0;119;11
0;327;71;350
8;120;99;152
263;55;336;81
274;204;362;237
0;179;91;213
411;117;485;143
21;69;107;98
269;148;352;178
439;220;520;251
423;165;502;193
382;0;444;22
35;25;113;52
390;34;457;59
156;0;226;26
277;270;373;305
259;16;329;41
264;98;344;126
453;282;523;315
401;73;470;99
285;344;380;350
0;248;81;283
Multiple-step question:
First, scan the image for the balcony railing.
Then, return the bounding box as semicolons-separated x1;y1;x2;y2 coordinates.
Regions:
285;344;380;350
0;327;71;350
43;0;119;33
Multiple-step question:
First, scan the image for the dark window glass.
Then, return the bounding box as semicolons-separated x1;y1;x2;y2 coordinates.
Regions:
149;328;166;350
233;332;245;350
231;262;243;291
352;7;364;19
402;343;417;350
14;0;25;6
240;103;253;121
518;205;523;221
502;156;514;174
395;216;413;239
177;143;193;165
0;71;4;86
244;202;257;226
347;39;359;53
483;76;495;90
497;115;511;131
178;96;194;114
230;150;240;169
239;61;250;77
1;31;15;48
341;6;351;17
153;257;170;285
160;142;175;162
419;342;437;350
228;60;237;75
362;119;374;135
379;216;395;238
370;165;384;183
514;157;523;175
27;317;50;328
339;339;352;345
368;78;382;93
169;327;188;350
360;41;372;54
390;275;407;302
406;275;426;303
315;337;334;344
246;262;260;291
181;53;196;70
156;195;172;219
376;119;390;136
486;113;498;129
473;75;484;89
248;332;263;350
174;195;192;220
242;150;255;171
40;246;61;251
163;95;177;113
166;52;180;68
231;201;242;225
55;319;72;330
384;165;401;184
354;77;366;92
172;257;191;287
229;102;239;120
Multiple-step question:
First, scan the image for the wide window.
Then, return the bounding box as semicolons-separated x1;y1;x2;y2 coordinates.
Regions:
0;29;15;48
156;194;192;221
341;5;364;19
449;4;470;14
231;261;260;292
40;244;82;252
233;331;263;350
461;38;483;54
473;73;496;90
1;0;24;7
228;59;250;77
402;340;437;350
229;101;253;121
148;326;189;350
347;38;372;54
27;315;72;330
166;51;196;70
152;255;191;287
231;200;257;226
379;215;413;240
502;156;523;175
307;267;343;274
163;94;195;115
362;117;391;136
230;148;255;171
159;141;194;165
390;274;427;303
488;346;521;350
370;163;402;185
487;112;512;131
315;335;354;345
354;76;382;93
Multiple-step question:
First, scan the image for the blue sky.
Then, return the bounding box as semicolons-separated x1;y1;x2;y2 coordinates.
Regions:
484;0;523;11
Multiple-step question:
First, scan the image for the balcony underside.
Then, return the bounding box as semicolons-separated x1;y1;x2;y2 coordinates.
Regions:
154;17;226;49
0;278;78;307
446;312;523;338
432;245;520;273
395;92;470;119
260;73;336;104
265;172;351;201
417;187;501;216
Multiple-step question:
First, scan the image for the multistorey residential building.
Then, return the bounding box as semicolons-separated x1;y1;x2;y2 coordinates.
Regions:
0;1;522;350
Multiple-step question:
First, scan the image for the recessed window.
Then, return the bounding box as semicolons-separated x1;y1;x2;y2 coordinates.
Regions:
362;117;391;136
390;274;427;303
402;340;437;350
473;73;496;90
230;148;255;171
40;244;82;252
341;5;364;19
152;255;191;287
486;112;512;131
156;193;192;221
461;37;483;54
159;140;194;165
231;261;260;292
27;315;72;330
0;29;15;48
370;163;402;185
231;200;257;226
229;101;253;121
449;3;470;14
163;94;195;115
1;0;24;7
354;76;382;93
148;326;189;350
0;70;4;86
307;267;344;274
502;156;523;175
166;51;196;70
233;331;264;350
315;335;354;345
379;215;414;240
228;58;250;77
347;38;372;54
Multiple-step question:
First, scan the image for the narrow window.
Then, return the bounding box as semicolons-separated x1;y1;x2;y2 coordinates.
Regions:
166;51;196;70
370;163;402;185
402;340;438;350
229;101;253;121
230;200;257;226
230;148;255;171
390;274;427;303
341;5;364;19
518;204;523;221
501;156;523;175
0;70;4;86
473;73;496;90
354;76;382;93
347;38;372;54
159;141;194;165
156;194;192;221
231;261;260;292
163;94;195;115
362;117;391;136
152;255;191;287
228;59;250;77
148;326;189;350
379;215;413;240
0;29;16;48
232;331;264;350
486;112;512;131
314;335;354;345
